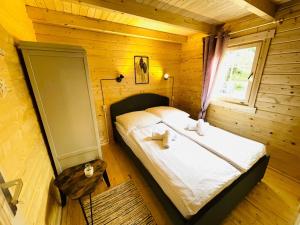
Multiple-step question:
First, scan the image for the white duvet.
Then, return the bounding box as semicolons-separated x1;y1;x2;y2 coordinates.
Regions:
116;122;241;218
164;117;266;172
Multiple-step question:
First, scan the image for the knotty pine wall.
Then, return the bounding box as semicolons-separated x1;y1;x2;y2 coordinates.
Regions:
0;1;60;224
0;1;35;41
206;6;300;182
31;22;181;143
174;33;204;119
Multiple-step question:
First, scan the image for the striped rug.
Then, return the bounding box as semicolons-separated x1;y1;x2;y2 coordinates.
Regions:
83;180;156;225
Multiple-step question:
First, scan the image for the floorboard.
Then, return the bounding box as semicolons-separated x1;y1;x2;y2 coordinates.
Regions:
61;143;300;225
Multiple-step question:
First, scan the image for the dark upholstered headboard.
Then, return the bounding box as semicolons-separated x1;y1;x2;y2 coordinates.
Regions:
110;93;169;140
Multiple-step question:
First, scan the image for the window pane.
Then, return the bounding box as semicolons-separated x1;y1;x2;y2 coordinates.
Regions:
218;47;256;101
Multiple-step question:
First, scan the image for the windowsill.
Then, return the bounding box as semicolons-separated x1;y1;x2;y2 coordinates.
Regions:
210;100;257;114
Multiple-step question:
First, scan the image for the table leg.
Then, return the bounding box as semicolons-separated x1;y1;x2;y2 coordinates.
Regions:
60;190;67;207
89;193;93;225
78;198;89;225
103;170;111;187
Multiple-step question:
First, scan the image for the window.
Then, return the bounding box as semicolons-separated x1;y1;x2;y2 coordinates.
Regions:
210;30;275;113
213;42;261;105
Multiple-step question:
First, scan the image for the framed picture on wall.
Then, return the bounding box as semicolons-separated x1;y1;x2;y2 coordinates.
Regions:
134;56;149;84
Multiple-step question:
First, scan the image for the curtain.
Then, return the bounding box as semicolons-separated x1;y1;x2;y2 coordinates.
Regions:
199;32;228;119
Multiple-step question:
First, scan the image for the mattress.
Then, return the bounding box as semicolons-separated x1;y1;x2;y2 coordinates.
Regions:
164;117;266;172
116;122;241;218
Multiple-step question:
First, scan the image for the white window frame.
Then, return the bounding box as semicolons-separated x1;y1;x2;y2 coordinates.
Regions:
218;42;262;105
211;30;275;114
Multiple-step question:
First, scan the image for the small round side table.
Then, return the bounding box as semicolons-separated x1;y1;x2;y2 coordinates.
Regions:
54;159;110;225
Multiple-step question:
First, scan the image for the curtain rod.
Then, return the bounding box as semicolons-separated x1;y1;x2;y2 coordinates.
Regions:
222;13;300;36
228;20;278;35
213;20;277;38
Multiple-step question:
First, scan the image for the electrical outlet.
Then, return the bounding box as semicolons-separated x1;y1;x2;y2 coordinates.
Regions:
0;78;8;98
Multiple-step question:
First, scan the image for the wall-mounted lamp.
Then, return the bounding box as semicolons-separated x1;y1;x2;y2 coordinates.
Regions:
116;74;125;83
100;74;125;106
163;73;174;106
163;73;170;80
100;74;125;144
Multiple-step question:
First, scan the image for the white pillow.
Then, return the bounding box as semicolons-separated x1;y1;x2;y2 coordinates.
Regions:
145;106;189;120
116;111;161;133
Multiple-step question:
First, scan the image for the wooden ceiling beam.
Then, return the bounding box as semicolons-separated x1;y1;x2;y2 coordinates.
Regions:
26;6;188;43
229;0;277;20
65;0;215;34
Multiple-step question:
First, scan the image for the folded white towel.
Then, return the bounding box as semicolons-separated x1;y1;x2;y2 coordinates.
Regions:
186;123;198;131
185;119;210;136
151;132;164;140
152;130;176;148
163;130;172;149
185;120;199;131
196;120;205;136
197;120;210;136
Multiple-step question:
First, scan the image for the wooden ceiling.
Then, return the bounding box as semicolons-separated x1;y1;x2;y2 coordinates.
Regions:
25;0;198;35
136;0;254;24
25;0;291;36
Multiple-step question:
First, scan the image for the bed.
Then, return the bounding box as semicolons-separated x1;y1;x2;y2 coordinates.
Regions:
160;117;266;173
110;93;270;225
116;121;242;218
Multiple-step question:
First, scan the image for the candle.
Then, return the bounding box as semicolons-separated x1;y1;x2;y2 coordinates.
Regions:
84;163;94;177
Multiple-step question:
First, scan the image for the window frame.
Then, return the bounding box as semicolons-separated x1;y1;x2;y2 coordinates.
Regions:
217;41;262;105
211;29;275;114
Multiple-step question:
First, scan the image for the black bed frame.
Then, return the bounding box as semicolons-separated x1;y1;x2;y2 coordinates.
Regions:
110;93;270;225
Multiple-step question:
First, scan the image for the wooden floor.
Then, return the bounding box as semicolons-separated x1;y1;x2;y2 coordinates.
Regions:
61;142;300;225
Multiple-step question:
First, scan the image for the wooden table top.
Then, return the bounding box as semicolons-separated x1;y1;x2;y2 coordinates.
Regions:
54;159;107;199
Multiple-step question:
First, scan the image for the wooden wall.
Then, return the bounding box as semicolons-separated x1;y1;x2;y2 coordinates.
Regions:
206;5;300;182
174;33;204;119
0;1;61;224
0;0;35;41
30;21;182;143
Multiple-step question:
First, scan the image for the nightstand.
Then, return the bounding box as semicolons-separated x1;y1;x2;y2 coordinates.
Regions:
54;159;110;225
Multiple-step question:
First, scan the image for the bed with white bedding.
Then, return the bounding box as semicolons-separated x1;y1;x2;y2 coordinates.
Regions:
162;116;266;172
116;122;241;218
110;93;270;225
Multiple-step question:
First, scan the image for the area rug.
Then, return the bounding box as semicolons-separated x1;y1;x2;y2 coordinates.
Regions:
83;180;157;225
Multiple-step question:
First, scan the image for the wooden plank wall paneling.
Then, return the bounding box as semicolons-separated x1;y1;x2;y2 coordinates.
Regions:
31;22;182;143
0;1;36;41
0;188;13;225
0;1;61;224
205;5;300;182
174;33;204;119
